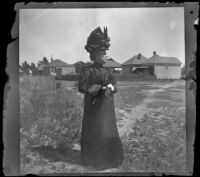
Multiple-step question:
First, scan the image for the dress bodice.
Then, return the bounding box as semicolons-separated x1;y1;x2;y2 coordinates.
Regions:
78;63;116;87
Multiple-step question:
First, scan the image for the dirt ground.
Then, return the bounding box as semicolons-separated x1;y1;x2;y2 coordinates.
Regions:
20;79;186;174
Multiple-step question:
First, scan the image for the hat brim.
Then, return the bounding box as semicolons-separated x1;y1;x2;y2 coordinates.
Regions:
85;44;109;53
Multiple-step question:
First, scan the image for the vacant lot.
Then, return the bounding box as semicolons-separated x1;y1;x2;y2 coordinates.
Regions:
20;78;186;174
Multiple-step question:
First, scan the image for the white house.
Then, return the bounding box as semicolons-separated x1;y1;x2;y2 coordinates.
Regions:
143;51;182;79
46;59;75;77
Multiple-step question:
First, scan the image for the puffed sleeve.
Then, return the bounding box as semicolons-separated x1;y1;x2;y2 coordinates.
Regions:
78;66;102;96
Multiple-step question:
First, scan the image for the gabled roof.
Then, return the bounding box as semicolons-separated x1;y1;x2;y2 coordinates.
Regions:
104;58;122;68
122;54;147;65
38;63;48;70
47;59;74;67
19;67;24;73
143;55;182;66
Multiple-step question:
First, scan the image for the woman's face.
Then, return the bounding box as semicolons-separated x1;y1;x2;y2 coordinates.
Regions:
91;49;107;64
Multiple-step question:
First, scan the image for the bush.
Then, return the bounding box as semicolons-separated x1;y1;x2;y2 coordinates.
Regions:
20;80;83;150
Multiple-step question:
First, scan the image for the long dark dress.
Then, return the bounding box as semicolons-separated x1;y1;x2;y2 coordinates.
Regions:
78;62;124;170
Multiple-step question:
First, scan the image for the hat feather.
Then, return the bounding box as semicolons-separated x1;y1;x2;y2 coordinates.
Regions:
104;27;108;38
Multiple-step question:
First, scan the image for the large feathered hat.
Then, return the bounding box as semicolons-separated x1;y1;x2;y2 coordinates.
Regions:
85;26;110;53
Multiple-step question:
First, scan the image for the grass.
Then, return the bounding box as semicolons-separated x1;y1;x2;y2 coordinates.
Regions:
114;85;160;108
118;81;186;172
120;100;186;172
20;78;186;174
20;79;84;174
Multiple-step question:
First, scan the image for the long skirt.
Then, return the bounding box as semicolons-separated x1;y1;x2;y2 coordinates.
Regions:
80;91;124;170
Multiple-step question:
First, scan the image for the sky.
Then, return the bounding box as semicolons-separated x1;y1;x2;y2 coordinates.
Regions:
19;7;185;66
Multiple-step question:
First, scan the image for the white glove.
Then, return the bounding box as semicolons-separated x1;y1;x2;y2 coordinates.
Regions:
107;84;114;91
102;86;107;90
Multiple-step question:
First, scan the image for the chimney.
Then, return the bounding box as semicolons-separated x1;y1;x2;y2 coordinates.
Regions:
51;55;53;62
153;51;156;56
138;53;141;59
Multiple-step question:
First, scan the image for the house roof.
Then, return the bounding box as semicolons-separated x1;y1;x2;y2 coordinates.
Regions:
47;59;74;67
104;58;122;68
38;63;47;70
122;54;147;65
19;67;24;73
143;55;182;66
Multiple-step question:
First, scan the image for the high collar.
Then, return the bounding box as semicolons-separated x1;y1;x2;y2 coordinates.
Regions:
93;62;103;68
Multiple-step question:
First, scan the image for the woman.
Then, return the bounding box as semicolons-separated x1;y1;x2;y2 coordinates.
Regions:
78;26;124;170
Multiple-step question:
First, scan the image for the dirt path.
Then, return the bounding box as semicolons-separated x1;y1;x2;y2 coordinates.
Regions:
117;81;183;137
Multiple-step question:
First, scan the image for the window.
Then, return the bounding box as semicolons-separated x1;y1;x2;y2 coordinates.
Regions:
51;68;55;72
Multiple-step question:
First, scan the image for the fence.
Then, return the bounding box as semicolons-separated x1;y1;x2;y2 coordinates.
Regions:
112;74;156;81
56;74;79;81
56;74;156;81
20;76;56;91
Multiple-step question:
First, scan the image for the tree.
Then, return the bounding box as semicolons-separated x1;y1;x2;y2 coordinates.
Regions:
30;62;37;71
74;61;92;74
29;62;38;75
42;57;49;65
74;61;84;74
38;57;49;66
21;61;31;75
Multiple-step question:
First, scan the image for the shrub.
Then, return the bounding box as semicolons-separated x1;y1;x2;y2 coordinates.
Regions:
20;79;83;151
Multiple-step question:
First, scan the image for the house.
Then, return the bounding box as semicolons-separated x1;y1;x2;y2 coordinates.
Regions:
122;53;148;74
19;67;25;77
104;58;122;74
142;51;182;79
45;59;75;77
74;61;92;74
37;63;49;75
38;63;46;71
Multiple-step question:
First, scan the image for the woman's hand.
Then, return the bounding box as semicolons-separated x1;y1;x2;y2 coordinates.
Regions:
107;84;114;91
102;84;115;98
102;84;114;91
